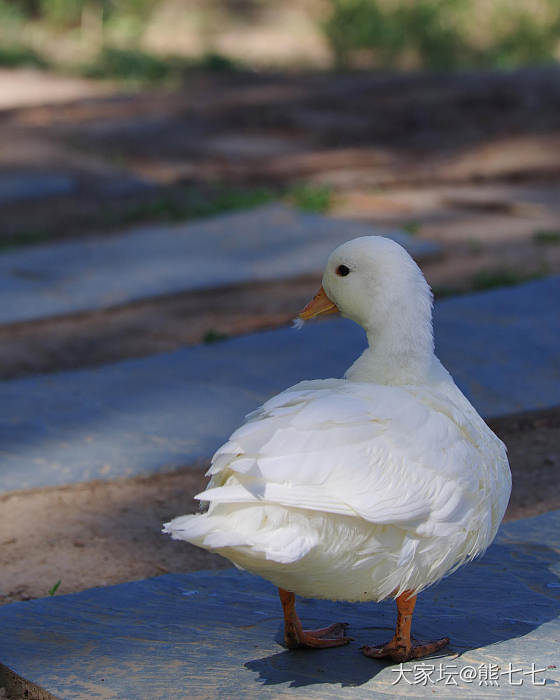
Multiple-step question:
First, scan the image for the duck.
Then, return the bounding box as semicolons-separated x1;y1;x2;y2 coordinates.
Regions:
164;235;511;662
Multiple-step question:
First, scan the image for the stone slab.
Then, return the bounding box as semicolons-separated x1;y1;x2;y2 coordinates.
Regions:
0;172;75;205
0;276;558;493
1;510;559;700
0;203;439;324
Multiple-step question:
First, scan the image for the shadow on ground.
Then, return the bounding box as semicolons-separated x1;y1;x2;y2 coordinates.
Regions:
245;539;560;691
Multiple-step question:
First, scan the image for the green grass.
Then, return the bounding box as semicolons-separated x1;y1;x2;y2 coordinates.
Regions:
0;229;53;252
431;284;463;299
467;239;483;255
48;580;61;596
0;186;274;251
203;329;229;344
114;182;332;228
0;181;335;252
471;267;544;292
116;186;275;226
287;184;333;214
432;266;547;299
402;220;421;236
534;230;560;245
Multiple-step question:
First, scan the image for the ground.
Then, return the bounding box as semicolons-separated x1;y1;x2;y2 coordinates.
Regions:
1;406;559;605
0;67;559;609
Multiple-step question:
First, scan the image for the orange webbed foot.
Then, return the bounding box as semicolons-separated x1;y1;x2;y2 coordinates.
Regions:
286;621;354;649
279;588;353;650
361;635;449;662
361;590;449;662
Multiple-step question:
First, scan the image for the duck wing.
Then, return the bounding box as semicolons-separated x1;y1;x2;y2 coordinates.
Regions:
198;379;501;540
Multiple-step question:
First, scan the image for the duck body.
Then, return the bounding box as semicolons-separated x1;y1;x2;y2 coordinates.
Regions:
165;235;511;658
165;357;509;602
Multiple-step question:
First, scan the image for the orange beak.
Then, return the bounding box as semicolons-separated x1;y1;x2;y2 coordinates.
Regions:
299;285;339;320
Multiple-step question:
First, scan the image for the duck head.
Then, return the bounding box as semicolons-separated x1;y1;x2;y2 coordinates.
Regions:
299;236;435;384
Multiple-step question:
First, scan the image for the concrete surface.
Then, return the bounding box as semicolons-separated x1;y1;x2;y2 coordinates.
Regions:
0;276;558;492
0;172;75;205
0;509;559;699
0;203;439;324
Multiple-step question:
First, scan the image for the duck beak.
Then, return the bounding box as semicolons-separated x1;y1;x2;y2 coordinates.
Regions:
299;285;338;320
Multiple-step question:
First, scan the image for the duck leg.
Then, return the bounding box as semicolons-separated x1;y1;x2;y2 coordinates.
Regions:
278;588;353;649
361;590;449;662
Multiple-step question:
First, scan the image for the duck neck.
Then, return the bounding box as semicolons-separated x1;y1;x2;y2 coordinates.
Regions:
345;305;435;386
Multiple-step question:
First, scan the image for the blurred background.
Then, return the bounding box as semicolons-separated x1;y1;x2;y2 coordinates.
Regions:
3;0;560;74
2;0;560;371
2;0;560;374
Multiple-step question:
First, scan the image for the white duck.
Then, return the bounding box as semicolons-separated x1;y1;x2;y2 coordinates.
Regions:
164;236;511;662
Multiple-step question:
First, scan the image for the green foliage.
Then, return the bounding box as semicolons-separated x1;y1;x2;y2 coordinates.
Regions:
81;47;241;84
38;0;89;27
0;0;27;24
324;0;383;67
0;44;48;68
196;52;239;72
3;0;560;76
484;8;560;68
324;0;470;69
9;0;158;29
287;184;332;213
534;229;560;245
323;0;560;70
83;46;173;82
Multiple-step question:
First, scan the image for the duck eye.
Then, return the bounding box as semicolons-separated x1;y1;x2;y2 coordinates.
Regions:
336;264;350;277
